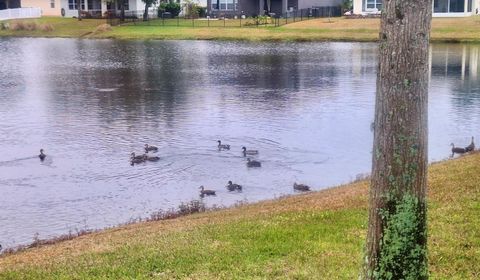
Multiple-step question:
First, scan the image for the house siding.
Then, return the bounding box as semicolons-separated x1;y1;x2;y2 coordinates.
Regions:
21;0;61;16
353;0;480;17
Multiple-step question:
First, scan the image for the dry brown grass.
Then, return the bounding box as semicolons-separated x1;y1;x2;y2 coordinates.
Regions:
93;23;112;33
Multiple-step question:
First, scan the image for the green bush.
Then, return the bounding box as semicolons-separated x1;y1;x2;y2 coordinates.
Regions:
159;2;181;17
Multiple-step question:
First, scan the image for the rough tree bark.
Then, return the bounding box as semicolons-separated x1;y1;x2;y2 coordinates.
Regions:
364;1;432;279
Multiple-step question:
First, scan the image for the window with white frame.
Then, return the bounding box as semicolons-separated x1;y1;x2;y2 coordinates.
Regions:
211;0;236;11
50;0;55;8
365;0;382;11
68;0;85;10
433;0;467;13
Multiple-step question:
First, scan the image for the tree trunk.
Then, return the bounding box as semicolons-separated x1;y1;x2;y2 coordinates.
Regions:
143;3;150;21
364;1;432;279
77;0;82;21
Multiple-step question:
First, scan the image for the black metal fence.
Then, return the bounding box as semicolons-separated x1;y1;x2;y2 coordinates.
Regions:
107;6;342;28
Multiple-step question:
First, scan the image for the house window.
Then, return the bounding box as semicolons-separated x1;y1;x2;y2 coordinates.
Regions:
211;0;236;11
117;0;129;11
50;0;55;8
68;0;85;10
366;0;382;11
433;0;467;13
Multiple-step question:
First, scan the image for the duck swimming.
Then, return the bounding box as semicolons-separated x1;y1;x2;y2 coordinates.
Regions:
130;157;145;165
39;149;46;161
143;154;160;162
242;147;258;156
145;144;158;153
293;183;310;192
246;158;261;167
451;143;466;157
226;181;242;191
131;152;145;160
199;186;216;197
217;140;230;150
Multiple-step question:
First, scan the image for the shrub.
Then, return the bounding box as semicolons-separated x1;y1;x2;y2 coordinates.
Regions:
0;22;9;30
9;21;25;31
159;2;181;17
24;22;37;31
39;23;54;32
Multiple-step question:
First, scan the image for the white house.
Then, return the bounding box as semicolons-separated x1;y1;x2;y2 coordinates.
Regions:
60;0;156;18
353;0;480;17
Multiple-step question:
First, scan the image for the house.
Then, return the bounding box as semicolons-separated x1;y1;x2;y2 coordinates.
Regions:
21;0;60;16
8;0;155;18
206;0;343;17
353;0;480;17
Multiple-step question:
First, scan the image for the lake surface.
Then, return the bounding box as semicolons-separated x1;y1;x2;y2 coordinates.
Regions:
0;39;479;248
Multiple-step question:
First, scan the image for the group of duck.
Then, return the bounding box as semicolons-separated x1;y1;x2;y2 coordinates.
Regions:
130;144;161;165
197;140;311;197
451;137;475;157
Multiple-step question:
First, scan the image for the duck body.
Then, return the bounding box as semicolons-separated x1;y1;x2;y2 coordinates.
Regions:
242;147;258;156
465;137;475;152
451;143;466;157
199;186;216;196
39;149;46;161
130;157;145;165
144;155;160;162
217;140;230;150
246;158;261;167
293;183;310;192
145;144;158;153
226;181;242;191
131;152;145;160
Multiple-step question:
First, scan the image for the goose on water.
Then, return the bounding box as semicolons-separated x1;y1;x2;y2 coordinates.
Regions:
145;144;158;153
39;149;46;161
130;157;145;165
242;147;258;156
217;140;231;150
293;183;310;192
131;152;145;160
226;181;242;191
246;158;261;167
451;143;466;157
199;186;216;196
144;155;160;162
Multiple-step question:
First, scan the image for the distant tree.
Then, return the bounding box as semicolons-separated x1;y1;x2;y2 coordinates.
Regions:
363;0;432;279
142;0;158;21
77;0;82;21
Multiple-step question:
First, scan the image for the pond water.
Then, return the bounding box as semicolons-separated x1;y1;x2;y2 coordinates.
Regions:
0;39;479;248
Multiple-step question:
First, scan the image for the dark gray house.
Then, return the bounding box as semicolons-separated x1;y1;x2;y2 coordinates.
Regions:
206;0;342;17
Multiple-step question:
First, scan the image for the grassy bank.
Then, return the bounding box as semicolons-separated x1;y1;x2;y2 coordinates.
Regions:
0;153;479;279
1;16;480;42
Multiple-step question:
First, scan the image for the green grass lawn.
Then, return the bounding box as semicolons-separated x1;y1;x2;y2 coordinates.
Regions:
1;16;480;42
0;153;479;279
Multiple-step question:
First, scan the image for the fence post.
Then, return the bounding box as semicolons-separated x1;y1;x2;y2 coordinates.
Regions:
177;16;179;27
240;16;241;27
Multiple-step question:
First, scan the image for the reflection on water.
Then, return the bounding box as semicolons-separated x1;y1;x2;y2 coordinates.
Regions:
0;39;479;248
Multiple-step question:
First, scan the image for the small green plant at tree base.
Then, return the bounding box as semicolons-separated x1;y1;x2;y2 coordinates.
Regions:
375;193;428;280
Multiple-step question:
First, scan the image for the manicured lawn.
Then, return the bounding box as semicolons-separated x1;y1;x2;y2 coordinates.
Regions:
1;16;480;42
1;153;479;279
